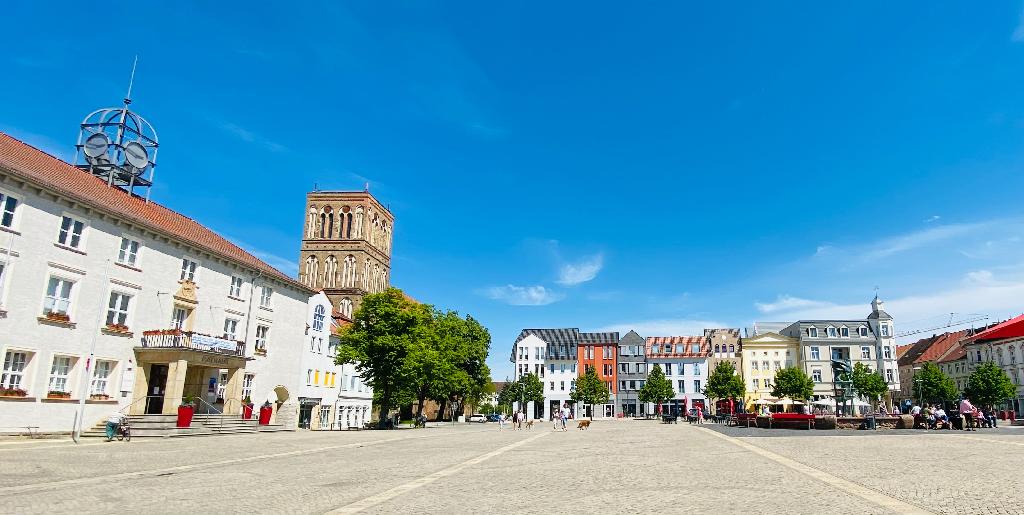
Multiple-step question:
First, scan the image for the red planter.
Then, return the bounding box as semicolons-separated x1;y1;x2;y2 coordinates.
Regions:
177;405;194;428
242;404;254;420
999;410;1007;420
1010;410;1017;421
258;405;273;425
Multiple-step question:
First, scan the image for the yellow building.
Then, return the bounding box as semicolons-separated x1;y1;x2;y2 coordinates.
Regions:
741;332;800;409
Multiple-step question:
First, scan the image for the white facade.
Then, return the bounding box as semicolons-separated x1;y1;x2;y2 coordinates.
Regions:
512;334;546;418
543;353;577;420
0;137;313;433
646;357;709;411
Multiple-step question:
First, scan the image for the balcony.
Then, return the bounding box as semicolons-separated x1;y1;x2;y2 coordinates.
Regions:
140;330;246;357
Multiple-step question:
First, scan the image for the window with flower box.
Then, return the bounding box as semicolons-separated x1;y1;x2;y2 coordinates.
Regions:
43;276;74;318
105;292;131;329
90;360;114;396
255;325;269;353
48;356;73;394
2;351;30;391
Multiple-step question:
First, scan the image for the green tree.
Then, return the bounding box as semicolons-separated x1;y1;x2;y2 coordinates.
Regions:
850;362;889;411
503;373;544;414
703;361;746;409
496;379;517;413
964;362;1017;408
335;288;430;428
771;367;815;401
409;311;492;421
912;362;958;404
571;366;611;415
638;364;674;416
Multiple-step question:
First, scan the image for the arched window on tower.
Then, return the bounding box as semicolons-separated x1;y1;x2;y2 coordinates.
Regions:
304;256;319;288
340;297;353;319
307;207;318;239
324;255;338;288
338;206;349;239
343;255;356;287
319;212;327;239
345;212;353;239
363;258;371;290
354;206;364;238
324;207;334;239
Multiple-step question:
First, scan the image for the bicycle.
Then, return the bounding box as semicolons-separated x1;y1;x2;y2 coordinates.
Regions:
115;419;131;442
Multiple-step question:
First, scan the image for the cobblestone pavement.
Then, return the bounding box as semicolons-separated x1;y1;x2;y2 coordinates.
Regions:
3;420;1022;514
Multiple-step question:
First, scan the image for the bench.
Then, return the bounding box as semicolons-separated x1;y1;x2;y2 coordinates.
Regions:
768;413;815;430
661;414;678;424
733;413;759;428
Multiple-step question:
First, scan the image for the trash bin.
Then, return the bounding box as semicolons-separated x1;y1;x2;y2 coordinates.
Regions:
258;405;273;425
999;410;1007;420
1010;410;1017;421
864;417;876;430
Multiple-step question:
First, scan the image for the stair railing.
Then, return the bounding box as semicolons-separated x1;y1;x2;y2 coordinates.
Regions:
193;396;224;432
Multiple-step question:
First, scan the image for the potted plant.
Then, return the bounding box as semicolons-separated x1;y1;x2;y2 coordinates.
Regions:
258;400;274;425
0;387;28;398
177;395;196;428
46;390;71;399
105;323;130;333
241;396;254;420
89;393;111;401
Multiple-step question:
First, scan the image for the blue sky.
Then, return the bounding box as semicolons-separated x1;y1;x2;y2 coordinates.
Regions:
5;3;1024;380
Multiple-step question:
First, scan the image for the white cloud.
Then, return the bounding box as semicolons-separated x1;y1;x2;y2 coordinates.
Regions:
924;215;941;223
755;295;834;314
859;222;988;262
482;285;564;306
597;319;727;337
1014;6;1024;42
557;253;604;286
219;122;287;153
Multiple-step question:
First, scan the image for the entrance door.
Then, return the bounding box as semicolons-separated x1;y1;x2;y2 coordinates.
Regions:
145;364;169;414
298;405;313;429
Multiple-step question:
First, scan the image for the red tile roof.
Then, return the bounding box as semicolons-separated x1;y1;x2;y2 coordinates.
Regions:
0;132;311;292
967;314;1024;343
645;336;710;357
916;329;971;364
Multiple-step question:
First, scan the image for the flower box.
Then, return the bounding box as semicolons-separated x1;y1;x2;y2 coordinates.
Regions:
47;391;71;399
0;388;28;397
177;405;195;428
90;393;111;401
143;329;182;337
44;312;71;323
105;323;130;333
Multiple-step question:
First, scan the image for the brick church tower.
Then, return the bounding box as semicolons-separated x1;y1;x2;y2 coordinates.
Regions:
298;190;394;318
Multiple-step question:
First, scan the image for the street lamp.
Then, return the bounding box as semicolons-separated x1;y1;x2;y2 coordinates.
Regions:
912;365;923;408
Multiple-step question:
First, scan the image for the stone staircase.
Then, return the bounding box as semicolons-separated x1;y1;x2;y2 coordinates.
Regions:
83;413;293;438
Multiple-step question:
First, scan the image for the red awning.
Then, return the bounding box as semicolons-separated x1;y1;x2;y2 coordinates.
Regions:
969;314;1024;342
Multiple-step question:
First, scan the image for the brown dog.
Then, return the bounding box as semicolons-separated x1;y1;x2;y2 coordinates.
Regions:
577;420;591;430
525;420;535;430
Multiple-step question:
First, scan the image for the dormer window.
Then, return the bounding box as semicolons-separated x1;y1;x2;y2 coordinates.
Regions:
839;326;849;338
808;327;818;338
827;326;837;338
858;326;868;337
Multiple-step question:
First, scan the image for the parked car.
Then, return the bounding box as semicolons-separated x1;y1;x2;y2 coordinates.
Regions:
486;413;503;422
469;414;487;423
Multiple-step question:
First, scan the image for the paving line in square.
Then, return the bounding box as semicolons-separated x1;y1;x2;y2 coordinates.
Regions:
325;431;549;514
695;426;933;515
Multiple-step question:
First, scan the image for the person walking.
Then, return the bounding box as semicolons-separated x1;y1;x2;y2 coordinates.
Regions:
959;397;976;431
498;412;506;431
560;409;568;431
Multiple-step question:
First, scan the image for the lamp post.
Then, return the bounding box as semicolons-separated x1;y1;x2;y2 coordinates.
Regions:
912;365;923;408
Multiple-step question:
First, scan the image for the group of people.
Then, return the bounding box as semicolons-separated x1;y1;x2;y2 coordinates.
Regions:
496;409;572;431
909;397;999;430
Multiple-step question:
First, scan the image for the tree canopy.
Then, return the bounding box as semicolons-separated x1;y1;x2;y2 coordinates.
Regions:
335;287;492;427
703;361;745;402
638;364;674;407
850;362;889;407
498;373;544;412
770;367;815;401
571;366;611;408
911;362;958;404
964;361;1016;408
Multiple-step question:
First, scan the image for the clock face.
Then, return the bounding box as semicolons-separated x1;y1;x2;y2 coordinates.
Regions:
124;141;149;169
84;133;109;158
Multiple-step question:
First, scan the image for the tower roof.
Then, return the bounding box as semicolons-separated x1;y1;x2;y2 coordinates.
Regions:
868;295;892;320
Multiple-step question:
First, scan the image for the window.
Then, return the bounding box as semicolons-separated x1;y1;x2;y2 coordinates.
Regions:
691;344;700;354
0;261;7;306
752;378;759;389
678;380;685;393
861;346;871;359
693;380;701;393
572;363;577;373
43;276;74;316
773;361;781;371
549;381;555;391
117;237;140;267
636;363;645;374
603;364;612;375
259;286;273;308
180;258;198;281
536;347;543;360
812;369;822;383
90;360;114;395
885;369;894;382
620;363;628;373
880;324;891;337
312;304;326;332
57;216;85;248
349;375;356;391
229;276;243;298
883;346;892;360
751;360;759;371
1011;346;1017;365
728;344;735;353
675;344;683;354
620;380;626;391
858;326;868;337
306;370;313;386
560;381;565;391
48;356;72;393
105;292;131;327
560;363;566;373
664;364;673;375
808;327;818;338
171;307;189;329
651;345;660;354
762;360;769;371
810;347;820;360
603;346;613;359
840;327;849;338
255;325;269;351
827;326;837;338
693;363;701;375
0;192;17;228
549;363;555;374
223;318;239;341
832;348;844;360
